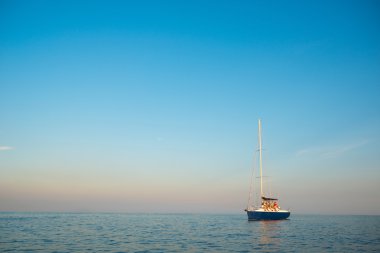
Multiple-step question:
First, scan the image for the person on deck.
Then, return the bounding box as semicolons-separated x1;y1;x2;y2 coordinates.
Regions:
274;202;278;211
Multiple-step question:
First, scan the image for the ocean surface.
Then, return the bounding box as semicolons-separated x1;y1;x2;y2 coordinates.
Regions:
0;213;379;252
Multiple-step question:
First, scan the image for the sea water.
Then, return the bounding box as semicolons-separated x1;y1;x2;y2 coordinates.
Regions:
0;213;379;252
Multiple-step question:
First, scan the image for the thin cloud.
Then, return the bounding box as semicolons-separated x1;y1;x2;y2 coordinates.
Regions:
0;146;14;151
296;139;369;159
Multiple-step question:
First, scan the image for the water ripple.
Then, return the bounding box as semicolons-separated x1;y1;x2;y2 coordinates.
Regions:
0;213;379;252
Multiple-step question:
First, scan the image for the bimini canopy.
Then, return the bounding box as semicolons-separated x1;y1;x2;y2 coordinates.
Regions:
262;196;278;201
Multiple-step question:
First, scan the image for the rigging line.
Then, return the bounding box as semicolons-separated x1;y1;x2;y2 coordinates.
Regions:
247;141;257;208
253;149;259;208
258;119;263;196
247;147;257;209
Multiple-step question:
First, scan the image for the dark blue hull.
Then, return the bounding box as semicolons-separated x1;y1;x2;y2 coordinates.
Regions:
247;210;290;220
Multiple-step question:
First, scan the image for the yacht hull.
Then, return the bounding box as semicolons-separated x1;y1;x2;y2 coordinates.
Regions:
247;210;290;221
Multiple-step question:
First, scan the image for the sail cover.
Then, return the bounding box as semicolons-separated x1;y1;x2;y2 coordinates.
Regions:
262;196;278;201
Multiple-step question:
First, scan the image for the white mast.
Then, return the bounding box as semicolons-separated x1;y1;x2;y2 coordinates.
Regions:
258;119;263;198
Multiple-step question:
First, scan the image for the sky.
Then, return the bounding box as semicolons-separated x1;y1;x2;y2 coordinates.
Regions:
0;0;379;215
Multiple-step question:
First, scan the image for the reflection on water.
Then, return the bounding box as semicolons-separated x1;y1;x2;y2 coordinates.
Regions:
248;219;289;251
258;220;283;247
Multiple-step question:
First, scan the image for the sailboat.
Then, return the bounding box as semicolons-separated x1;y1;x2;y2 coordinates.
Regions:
245;119;290;220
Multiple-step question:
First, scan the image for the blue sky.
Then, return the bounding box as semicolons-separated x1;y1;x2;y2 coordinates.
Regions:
1;0;379;214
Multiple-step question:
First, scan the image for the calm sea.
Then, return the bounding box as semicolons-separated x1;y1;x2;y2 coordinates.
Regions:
0;213;379;252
